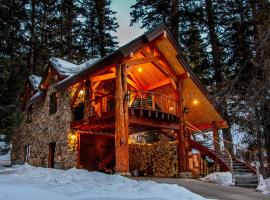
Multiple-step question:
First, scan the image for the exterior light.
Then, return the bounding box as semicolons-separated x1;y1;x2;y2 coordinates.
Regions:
169;106;174;112
138;67;142;72
193;100;199;105
124;91;130;101
79;90;84;95
184;107;189;113
70;134;76;140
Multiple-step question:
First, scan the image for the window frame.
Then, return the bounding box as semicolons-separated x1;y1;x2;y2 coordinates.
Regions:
49;92;58;115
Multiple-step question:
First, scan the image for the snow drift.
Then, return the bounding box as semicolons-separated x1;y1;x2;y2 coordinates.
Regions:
199;172;233;186
0;164;207;200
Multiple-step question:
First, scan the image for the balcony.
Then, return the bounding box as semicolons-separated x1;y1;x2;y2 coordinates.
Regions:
71;90;180;130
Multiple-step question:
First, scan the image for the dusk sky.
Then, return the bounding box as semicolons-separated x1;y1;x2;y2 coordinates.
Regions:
111;0;144;46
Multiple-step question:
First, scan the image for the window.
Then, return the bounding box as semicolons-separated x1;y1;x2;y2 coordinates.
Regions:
49;92;57;115
24;144;30;162
26;105;33;123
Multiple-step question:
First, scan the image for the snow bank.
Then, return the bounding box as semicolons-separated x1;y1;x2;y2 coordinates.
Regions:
199;172;233;186
0;164;207;200
257;176;270;195
0;151;10;161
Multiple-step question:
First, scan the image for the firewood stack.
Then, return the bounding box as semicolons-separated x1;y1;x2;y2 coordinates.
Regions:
129;142;178;177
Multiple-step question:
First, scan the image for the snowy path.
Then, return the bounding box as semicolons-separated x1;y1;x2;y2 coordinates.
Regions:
133;177;269;200
0;165;207;200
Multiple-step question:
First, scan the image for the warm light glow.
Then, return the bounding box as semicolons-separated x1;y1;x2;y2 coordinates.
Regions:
79;90;84;95
138;67;142;72
193;99;199;105
70;134;76;140
169;106;174;112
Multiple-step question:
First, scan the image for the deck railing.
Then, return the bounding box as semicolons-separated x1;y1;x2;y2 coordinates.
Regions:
128;90;179;116
73;90;179;121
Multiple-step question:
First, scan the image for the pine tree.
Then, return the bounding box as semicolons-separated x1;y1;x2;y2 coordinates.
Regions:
0;0;28;141
80;0;119;60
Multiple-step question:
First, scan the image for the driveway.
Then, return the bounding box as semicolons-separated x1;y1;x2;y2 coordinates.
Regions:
132;177;269;200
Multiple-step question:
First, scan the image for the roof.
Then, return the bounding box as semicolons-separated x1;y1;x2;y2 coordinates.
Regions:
55;25;171;90
28;75;42;91
50;57;99;77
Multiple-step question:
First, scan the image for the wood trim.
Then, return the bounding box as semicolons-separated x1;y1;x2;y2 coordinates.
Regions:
123;56;161;66
91;73;115;82
71;81;83;107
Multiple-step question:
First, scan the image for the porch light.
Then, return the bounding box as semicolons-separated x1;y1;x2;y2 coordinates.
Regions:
138;67;142;72
193;99;199;105
79;90;84;95
184;107;189;113
169;106;174;112
124;91;130;101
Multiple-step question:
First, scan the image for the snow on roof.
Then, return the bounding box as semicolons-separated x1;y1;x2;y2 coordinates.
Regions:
29;90;44;104
50;57;99;77
28;75;42;90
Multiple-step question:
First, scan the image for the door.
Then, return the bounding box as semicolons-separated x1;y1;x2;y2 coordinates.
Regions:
79;134;115;171
48;142;56;168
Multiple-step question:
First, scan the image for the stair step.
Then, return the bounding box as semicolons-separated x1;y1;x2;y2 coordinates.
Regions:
235;183;257;188
235;180;258;184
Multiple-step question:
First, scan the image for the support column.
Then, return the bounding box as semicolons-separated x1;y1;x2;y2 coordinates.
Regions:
212;122;221;153
115;64;129;174
177;80;187;173
83;80;91;120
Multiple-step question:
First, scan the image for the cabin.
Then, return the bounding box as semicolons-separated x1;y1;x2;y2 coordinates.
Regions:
12;25;229;177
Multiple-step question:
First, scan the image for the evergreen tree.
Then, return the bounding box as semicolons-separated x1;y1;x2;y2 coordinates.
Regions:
80;0;119;60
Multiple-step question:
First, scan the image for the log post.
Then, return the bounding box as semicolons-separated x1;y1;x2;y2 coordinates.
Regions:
83;80;91;121
212;122;221;153
115;64;129;174
177;79;188;174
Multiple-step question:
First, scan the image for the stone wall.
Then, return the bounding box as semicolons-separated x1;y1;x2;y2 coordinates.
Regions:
11;85;77;169
129;142;178;177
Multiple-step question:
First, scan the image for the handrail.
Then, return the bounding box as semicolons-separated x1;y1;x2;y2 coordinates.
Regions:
129;90;178;102
185;121;260;184
185;121;234;183
128;90;179;116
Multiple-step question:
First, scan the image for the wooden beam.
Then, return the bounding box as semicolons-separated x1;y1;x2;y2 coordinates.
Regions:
127;78;139;90
144;78;171;91
92;81;101;91
115;64;129;173
123;56;161;66
70;81;83;107
91;73;115;82
178;72;190;80
177;79;188;173
129;115;180;130
128;73;143;89
170;78;177;90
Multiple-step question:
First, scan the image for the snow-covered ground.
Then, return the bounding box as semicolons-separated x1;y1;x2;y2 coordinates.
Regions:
257;176;270;195
0;164;207;200
199;172;233;186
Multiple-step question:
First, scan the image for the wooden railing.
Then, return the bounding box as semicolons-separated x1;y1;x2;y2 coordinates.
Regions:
72;90;179;121
129;90;179;116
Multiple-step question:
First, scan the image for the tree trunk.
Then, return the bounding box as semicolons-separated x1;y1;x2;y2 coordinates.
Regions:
29;0;36;74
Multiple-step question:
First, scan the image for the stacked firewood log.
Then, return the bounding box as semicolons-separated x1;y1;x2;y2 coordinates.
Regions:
129;142;178;177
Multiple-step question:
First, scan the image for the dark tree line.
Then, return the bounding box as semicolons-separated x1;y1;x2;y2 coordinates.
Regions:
0;0;118;141
131;0;270;176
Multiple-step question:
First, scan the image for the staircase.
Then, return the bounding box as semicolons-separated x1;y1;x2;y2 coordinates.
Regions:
187;122;259;188
214;150;258;188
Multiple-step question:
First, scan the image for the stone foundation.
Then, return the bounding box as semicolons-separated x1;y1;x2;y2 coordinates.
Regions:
12;86;77;169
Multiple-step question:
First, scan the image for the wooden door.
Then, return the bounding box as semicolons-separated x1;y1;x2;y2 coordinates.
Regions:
79;134;115;171
48;142;56;168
